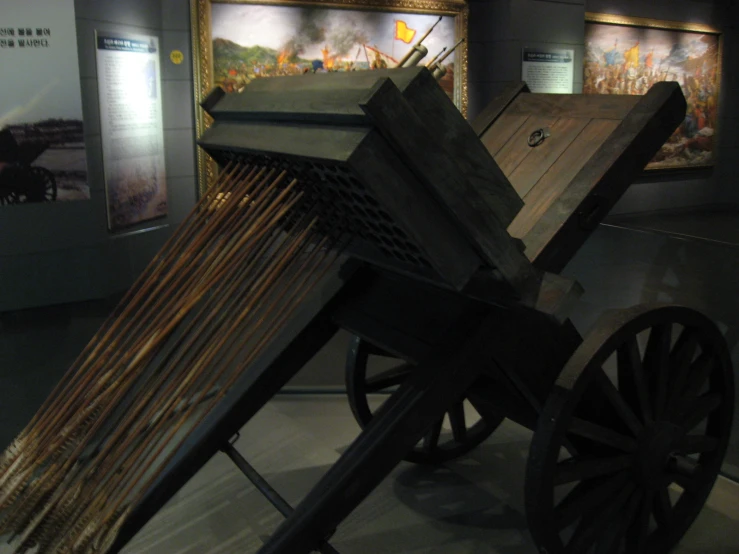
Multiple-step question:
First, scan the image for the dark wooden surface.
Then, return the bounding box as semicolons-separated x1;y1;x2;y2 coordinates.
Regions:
527;83;686;272
402;70;524;228
471;81;530;137
198;121;369;163
204;67;427;126
506;92;640;120
476;83;687;273
333;267;485;364
359;76;536;292
508;119;620;241
348;132;482;291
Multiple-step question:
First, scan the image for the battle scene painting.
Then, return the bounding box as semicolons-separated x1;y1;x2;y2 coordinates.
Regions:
585;19;721;169
210;3;458;104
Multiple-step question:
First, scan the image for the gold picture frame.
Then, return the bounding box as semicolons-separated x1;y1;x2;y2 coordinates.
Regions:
191;0;469;195
585;12;722;171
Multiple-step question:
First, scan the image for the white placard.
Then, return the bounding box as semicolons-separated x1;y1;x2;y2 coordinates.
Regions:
96;33;167;231
0;0;88;203
521;48;575;94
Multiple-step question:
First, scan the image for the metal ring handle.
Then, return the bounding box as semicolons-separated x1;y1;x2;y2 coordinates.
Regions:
528;127;550;147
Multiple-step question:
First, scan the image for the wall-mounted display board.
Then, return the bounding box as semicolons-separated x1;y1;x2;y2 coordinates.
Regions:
96;33;168;231
521;47;574;94
190;0;468;195
585;13;721;171
0;0;88;205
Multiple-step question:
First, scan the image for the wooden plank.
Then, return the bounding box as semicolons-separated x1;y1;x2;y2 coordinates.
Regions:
349;132;482;291
508;118;618;240
494;115;560;177
507;117;591;198
521;82;687;272
358;76;537;291
480;113;531;158
198;120;369;163
470;81;529;136
508;92;641;120
402;69;524;227
209;89;369;125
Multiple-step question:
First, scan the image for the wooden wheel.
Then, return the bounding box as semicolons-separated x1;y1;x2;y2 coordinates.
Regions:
0;188;20;205
28;166;57;202
345;335;504;465
526;304;734;554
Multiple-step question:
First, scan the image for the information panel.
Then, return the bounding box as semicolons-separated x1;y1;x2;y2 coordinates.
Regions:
96;33;167;231
521;47;575;94
0;0;88;204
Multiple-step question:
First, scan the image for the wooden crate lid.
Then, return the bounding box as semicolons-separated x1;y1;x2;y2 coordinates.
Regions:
473;82;686;273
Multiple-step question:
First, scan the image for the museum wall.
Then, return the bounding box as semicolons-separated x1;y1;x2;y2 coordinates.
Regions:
586;0;738;214
468;0;738;216
0;0;198;312
467;0;587;117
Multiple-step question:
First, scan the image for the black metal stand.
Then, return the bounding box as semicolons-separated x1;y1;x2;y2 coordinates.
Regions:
221;435;341;554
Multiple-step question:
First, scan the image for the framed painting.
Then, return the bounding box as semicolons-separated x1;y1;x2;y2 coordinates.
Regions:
584;13;722;171
191;0;468;194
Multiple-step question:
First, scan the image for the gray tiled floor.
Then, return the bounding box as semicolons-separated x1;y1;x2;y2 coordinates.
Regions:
4;396;732;554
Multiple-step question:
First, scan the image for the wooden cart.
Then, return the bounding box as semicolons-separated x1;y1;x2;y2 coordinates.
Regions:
0;128;57;204
85;68;733;554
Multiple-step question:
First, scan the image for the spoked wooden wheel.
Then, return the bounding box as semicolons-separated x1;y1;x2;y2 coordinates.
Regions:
526;304;734;554
0;187;20;205
346;335;504;465
28;166;57;202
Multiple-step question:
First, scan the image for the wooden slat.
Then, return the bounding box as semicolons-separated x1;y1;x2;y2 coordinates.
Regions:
507;117;591;198
519;82;686;272
480;113;531;158
403;69;525;228
507;118;619;240
495;115;560;177
471;81;529;136
358;76;537;290
508;92;641;120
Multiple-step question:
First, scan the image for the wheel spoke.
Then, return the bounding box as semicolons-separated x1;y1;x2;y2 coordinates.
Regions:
555;471;632;530
643;323;671;420
565;483;635;553
653;487;672;527
595;489;643;554
618;337;653;424
554;454;634;486
593;369;643;437
676;353;715;412
568;417;638;453
421;419;443;453
679;392;722;431
466;389;504;427
626;490;653;553
674;435;718;455
448;401;467;444
664;329;699;418
364;364;413;393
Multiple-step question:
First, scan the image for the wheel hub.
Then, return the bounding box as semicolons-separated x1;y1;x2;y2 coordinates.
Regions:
637;422;684;489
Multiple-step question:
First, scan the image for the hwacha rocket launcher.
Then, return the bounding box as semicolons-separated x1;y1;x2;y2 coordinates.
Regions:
0;66;732;554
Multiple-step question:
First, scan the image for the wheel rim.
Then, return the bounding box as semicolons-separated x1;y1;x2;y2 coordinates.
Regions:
526;304;734;554
346;335;503;465
29;167;57;202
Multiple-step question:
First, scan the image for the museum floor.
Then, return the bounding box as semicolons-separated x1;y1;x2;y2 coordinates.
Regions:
1;395;737;554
